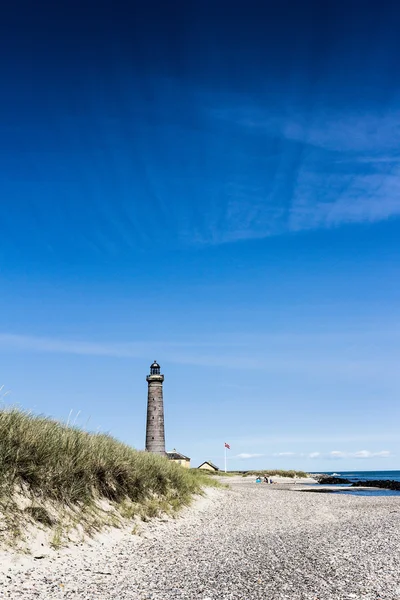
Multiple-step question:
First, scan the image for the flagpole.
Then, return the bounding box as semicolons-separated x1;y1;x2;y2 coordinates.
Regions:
224;444;227;473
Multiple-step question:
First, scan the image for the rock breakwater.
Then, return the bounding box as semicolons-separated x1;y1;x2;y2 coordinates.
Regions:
352;479;400;491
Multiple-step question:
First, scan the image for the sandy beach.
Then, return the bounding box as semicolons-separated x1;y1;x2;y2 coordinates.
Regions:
1;476;399;599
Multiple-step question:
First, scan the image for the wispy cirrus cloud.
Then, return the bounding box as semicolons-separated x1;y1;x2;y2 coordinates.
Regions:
1;329;400;385
232;433;400;445
213;104;400;153
0;333;142;358
273;450;393;459
329;450;392;459
289;169;400;232
202;102;400;244
230;449;393;460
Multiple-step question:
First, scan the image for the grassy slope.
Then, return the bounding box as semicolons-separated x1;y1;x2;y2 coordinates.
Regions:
0;408;218;548
209;470;309;478
241;470;309;478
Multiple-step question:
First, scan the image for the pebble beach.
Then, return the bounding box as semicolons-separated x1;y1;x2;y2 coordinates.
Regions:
1;476;399;600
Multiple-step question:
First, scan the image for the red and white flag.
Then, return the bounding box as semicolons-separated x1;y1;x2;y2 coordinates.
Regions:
224;442;230;449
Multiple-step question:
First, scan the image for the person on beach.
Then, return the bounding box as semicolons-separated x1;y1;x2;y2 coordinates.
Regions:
256;477;262;483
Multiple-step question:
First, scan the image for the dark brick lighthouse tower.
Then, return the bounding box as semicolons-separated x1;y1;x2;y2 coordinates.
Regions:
145;360;166;455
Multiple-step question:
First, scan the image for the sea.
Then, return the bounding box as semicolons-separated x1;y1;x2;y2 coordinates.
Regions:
318;470;400;483
310;470;400;497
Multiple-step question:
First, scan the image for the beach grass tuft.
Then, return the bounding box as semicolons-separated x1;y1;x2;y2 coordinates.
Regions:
0;407;219;547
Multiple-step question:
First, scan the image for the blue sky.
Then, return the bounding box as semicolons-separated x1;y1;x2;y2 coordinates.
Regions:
1;0;400;471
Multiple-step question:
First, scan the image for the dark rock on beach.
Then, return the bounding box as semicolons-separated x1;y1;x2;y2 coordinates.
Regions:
316;476;352;485
352;479;400;491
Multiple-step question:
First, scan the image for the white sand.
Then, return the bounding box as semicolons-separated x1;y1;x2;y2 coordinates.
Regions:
1;479;399;599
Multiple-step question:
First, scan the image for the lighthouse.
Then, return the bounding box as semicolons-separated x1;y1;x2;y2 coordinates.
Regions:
145;360;166;455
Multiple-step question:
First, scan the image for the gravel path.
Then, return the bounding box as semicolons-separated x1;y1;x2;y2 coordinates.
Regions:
1;478;400;599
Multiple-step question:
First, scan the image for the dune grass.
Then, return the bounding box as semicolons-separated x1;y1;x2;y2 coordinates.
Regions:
207;469;308;478
242;469;309;478
0;407;218;548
